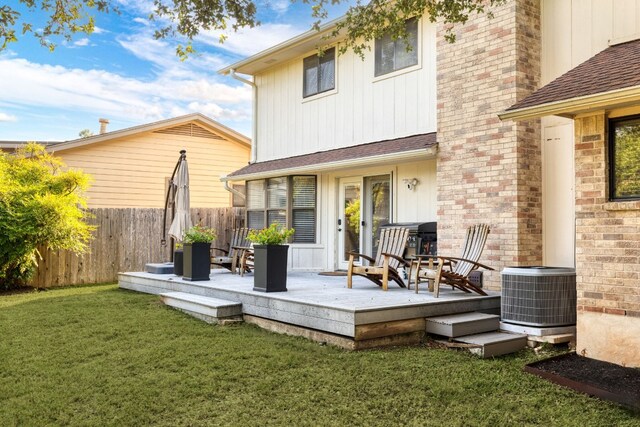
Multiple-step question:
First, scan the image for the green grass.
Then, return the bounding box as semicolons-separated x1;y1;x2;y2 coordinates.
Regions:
0;285;637;426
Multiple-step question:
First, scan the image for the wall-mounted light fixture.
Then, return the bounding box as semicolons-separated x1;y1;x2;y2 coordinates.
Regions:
403;178;419;191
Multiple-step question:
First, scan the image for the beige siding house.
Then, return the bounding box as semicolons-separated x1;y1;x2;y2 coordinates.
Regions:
219;1;640;367
38;114;250;208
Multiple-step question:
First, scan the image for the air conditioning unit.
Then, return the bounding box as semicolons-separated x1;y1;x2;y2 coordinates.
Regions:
501;267;576;327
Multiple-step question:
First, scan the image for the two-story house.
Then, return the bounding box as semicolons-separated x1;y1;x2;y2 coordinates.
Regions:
220;0;640;368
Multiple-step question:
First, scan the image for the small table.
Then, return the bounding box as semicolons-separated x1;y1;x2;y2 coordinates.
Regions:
408;255;442;294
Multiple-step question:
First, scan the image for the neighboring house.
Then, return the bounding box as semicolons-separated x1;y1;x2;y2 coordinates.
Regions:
220;1;640;367
1;114;251;208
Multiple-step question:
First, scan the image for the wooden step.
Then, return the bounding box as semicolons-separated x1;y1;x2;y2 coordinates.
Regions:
425;312;500;338
454;332;527;358
160;292;242;324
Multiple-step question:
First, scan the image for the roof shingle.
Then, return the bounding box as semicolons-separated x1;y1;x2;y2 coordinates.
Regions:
227;133;437;178
506;38;640;112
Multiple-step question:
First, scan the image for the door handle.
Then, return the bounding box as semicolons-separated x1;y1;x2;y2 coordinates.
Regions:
338;228;342;232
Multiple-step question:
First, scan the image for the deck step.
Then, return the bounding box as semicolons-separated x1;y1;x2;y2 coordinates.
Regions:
160;292;243;324
425;312;500;338
453;331;528;358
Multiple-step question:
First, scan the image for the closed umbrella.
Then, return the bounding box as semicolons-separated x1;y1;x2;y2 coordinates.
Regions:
168;153;192;242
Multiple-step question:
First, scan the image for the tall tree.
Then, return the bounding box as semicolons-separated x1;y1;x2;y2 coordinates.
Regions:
1;0;505;59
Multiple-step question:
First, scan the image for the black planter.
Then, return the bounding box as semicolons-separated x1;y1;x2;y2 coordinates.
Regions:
253;245;289;292
173;249;184;276
183;242;211;281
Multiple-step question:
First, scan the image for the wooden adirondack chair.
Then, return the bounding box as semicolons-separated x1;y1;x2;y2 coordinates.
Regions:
210;228;252;274
411;224;493;297
347;227;410;291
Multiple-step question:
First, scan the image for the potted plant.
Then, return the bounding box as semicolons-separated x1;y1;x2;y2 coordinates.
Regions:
182;225;217;281
248;224;295;292
173;242;184;276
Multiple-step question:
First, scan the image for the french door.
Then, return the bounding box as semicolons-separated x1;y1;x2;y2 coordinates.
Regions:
337;175;391;270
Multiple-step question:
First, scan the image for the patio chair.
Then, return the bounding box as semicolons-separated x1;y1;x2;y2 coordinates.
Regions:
210;228;252;274
347;227;410;291
411;224;493;297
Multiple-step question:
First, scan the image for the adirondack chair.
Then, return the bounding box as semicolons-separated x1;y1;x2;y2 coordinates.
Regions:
210;228;252;274
347;227;410;291
411;224;493;297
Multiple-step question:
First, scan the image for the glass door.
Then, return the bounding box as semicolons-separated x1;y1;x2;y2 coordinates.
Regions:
363;175;391;257
338;178;362;270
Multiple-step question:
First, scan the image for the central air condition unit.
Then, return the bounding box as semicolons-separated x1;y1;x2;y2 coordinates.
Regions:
501;267;576;327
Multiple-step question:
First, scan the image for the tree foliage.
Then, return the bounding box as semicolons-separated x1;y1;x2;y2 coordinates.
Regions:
0;0;505;59
0;143;95;289
613;122;640;198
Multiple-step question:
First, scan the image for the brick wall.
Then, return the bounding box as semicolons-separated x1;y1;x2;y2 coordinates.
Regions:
574;113;640;317
436;0;542;289
574;112;640;366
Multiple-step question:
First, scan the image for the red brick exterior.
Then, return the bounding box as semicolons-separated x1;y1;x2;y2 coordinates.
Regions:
436;0;542;289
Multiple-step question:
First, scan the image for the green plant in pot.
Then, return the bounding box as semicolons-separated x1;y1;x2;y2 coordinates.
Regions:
248;224;295;292
173;242;184;276
182;225;217;281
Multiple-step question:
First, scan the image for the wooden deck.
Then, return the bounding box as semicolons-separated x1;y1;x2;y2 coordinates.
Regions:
119;270;500;349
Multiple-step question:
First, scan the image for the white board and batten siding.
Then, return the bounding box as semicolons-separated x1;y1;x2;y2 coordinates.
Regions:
540;0;640;267
254;18;437;162
56;126;250;208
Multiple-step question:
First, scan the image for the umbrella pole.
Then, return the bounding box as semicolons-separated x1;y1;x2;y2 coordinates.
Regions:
162;150;187;262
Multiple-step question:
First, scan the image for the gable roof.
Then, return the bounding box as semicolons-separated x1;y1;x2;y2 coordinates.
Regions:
48;113;250;152
218;17;344;76
500;38;640;120
223;133;437;181
1;113;250;152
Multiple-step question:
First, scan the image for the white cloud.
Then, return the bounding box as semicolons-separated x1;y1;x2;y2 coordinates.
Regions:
0;112;17;122
200;23;304;56
74;38;90;47
92;26;107;34
269;0;291;13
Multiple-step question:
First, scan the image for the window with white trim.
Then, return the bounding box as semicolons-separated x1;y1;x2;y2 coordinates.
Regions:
303;48;336;98
246;176;317;243
374;18;419;77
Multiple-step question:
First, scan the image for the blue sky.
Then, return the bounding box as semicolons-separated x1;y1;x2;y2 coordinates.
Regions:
0;0;351;141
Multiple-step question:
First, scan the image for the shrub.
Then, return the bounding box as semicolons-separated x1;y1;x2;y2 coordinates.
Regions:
183;225;217;244
247;223;295;245
0;143;94;289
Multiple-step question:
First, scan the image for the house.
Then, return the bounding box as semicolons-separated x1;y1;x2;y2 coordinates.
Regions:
1;114;251;208
219;0;639;367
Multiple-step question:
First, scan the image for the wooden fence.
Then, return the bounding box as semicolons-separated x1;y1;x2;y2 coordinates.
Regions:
30;207;245;288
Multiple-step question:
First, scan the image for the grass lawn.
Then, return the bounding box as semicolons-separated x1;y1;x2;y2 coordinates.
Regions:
0;285;637;426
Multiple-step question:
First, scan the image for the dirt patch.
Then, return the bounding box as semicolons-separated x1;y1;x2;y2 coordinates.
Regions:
526;352;640;411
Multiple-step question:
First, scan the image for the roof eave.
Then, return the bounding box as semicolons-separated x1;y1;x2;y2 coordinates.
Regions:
221;146;438;182
218;17;345;76
499;85;640;121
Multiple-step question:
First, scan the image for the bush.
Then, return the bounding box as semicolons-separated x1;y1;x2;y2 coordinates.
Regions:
247;223;295;245
183;225;217;244
0;143;94;289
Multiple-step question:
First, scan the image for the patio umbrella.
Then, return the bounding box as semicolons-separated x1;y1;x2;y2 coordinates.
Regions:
168;152;192;242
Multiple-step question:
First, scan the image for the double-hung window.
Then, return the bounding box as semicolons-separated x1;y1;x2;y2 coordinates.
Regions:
609;116;640;200
374;18;419;77
303;48;336;98
246;176;317;243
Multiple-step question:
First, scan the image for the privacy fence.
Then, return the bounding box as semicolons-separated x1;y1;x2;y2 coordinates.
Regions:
30;207;245;288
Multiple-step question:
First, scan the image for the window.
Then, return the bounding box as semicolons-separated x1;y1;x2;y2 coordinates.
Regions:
609;116;640;200
246;176;317;243
374;18;419;77
231;184;246;207
303;48;335;98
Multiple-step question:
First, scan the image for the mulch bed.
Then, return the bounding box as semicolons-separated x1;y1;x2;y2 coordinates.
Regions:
525;352;640;412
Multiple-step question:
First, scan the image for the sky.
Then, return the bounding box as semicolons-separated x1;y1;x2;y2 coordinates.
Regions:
0;0;351;142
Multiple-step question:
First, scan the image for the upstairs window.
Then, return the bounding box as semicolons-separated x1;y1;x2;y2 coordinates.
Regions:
246;176;317;243
303;48;336;98
375;18;419;77
609;116;640;200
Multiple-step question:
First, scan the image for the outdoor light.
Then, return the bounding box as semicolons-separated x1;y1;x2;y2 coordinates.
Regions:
403;178;419;191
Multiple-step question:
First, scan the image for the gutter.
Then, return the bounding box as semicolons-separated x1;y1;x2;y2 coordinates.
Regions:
230;69;258;163
220;146;438;182
498;85;640;121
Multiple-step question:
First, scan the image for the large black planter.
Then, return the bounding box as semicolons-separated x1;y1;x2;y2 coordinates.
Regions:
183;242;211;281
253;245;289;292
173;249;184;276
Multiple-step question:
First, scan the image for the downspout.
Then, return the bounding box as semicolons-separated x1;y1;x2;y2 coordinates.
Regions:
230;68;257;164
223;179;246;200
